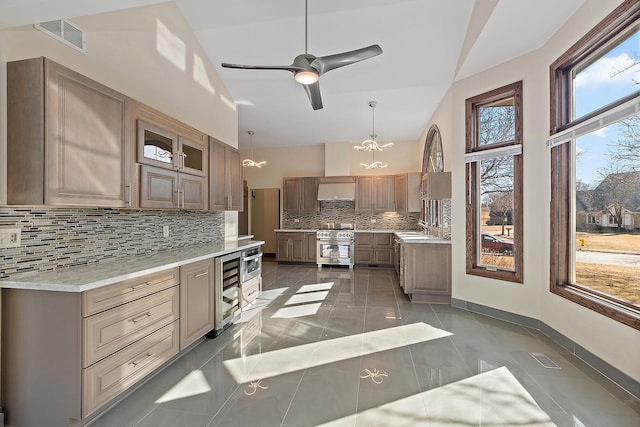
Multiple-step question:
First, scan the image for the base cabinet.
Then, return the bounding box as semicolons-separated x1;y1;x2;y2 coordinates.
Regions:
276;232;308;262
1;267;184;427
354;232;394;266
180;259;215;350
401;242;451;303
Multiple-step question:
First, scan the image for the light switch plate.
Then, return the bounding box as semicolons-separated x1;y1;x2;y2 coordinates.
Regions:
163;225;170;238
0;227;21;248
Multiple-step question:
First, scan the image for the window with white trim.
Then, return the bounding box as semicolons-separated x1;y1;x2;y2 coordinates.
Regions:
465;81;523;282
549;0;640;330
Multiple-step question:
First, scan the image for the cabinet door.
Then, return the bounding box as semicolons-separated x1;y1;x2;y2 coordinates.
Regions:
355;176;373;211
137;120;177;170
276;236;291;261
209;139;227;210
355;232;373;247
394;174;407;212
180;259;215;350
227;147;243;211
178;136;207;177
290;237;306;262
354;248;374;264
305;232;317;262
374;233;393;248
179;174;207;210
373;176;394;211
45;59;131;207
300;177;320;212
374;249;393;265
140;165;177;209
283;178;301;211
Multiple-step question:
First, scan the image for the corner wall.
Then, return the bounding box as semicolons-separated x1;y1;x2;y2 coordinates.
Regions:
426;0;639;382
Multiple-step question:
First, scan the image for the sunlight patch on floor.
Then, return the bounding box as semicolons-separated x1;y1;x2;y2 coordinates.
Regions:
154;370;211;404
223;322;451;384
317;367;556;427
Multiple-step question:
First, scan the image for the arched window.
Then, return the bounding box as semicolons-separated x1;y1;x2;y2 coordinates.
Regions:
422;125;444;174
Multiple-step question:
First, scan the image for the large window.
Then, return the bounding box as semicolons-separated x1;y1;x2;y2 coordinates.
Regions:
549;0;640;330
465;81;523;282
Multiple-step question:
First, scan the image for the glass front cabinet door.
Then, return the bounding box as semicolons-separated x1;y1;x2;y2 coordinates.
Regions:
137;120;206;177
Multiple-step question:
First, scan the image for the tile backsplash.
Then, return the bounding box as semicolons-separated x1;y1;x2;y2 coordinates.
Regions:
0;207;225;279
282;201;421;230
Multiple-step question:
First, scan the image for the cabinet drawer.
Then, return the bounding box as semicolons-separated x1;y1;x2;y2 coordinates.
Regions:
83;268;179;316
83;286;179;367
241;276;261;308
82;321;179;417
355;233;373;247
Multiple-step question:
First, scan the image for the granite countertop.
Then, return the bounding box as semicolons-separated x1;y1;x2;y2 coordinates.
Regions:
0;239;265;293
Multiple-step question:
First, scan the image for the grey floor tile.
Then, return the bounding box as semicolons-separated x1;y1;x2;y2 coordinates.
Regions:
135;407;213;427
209;378;299;427
90;263;638;427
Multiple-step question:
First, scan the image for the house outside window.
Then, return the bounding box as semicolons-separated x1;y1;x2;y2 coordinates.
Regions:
549;0;640;329
465;81;523;283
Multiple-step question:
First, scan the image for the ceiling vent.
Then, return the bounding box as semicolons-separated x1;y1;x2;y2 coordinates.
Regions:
34;19;86;54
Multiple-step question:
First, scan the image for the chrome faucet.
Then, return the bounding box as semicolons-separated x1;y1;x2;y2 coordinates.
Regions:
417;220;428;234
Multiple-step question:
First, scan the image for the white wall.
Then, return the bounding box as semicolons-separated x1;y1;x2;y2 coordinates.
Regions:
0;2;238;204
425;0;639;381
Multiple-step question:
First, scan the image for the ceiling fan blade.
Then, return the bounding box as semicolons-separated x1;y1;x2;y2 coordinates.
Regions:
311;44;383;75
221;62;304;72
302;81;323;110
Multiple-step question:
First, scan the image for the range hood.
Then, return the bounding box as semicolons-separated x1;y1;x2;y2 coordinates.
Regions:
317;182;355;201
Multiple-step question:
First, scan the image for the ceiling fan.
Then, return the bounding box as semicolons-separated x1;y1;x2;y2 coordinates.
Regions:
221;0;382;110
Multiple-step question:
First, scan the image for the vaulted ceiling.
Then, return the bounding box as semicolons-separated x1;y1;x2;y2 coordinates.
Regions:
0;0;587;149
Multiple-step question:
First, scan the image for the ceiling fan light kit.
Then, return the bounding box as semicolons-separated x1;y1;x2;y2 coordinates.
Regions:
221;0;382;110
242;130;267;168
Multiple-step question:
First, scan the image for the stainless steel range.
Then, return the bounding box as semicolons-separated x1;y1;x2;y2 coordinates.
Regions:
317;224;354;270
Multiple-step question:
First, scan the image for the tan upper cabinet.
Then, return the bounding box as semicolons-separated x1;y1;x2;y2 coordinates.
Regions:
209;138;243;211
356;176;394;212
7;57;133;207
422;172;451;200
133;102;208;210
394;173;421;212
283;177;319;212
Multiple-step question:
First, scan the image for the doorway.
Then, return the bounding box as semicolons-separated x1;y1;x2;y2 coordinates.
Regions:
250;188;280;256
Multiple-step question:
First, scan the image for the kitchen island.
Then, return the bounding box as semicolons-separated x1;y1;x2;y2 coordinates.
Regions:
0;238;264;427
394;232;452;303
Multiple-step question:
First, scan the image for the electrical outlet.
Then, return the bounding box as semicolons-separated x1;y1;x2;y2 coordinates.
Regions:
294;219;300;223
0;227;21;248
370;219;377;223
163;225;170;238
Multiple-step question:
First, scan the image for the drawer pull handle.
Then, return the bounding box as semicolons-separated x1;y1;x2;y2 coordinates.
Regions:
194;271;209;278
129;353;152;367
129;312;152;323
131;281;154;291
246;290;257;297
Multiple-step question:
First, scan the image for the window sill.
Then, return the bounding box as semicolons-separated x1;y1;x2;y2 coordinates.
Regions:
551;284;640;331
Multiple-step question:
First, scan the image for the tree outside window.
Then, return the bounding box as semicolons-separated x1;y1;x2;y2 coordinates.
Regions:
550;0;640;329
465;81;523;282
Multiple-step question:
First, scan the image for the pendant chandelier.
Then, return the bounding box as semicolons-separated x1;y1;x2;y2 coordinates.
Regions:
355;101;392;169
242;130;267;168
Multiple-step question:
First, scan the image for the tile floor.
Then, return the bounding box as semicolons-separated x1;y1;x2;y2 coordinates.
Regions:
91;262;640;427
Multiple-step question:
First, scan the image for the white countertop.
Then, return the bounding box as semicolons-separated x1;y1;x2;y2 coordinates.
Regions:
275;229;421;233
0;239;265;293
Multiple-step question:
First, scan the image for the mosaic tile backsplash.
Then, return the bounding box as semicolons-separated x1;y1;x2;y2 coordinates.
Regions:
282;201;421;230
0;207;225;279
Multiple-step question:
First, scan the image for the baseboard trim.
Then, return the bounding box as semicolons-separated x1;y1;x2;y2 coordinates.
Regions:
451;298;640;400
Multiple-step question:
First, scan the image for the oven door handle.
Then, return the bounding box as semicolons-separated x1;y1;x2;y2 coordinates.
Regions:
242;253;263;262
